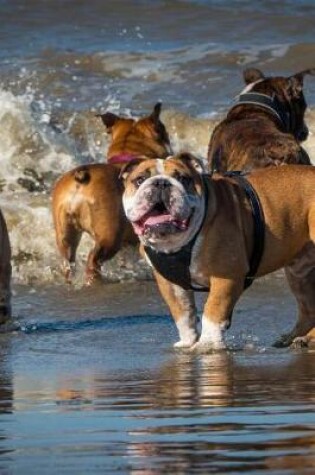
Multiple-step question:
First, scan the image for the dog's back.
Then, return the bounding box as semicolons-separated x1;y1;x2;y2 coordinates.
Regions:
51;103;171;284
208;118;310;171
208;68;314;172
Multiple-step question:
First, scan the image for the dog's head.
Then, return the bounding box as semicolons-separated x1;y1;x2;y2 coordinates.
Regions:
241;67;315;141
97;103;172;159
120;153;206;252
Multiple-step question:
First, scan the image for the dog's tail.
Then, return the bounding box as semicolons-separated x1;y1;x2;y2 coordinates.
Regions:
74;167;91;184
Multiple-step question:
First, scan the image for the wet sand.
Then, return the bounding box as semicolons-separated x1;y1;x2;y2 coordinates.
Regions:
0;275;314;473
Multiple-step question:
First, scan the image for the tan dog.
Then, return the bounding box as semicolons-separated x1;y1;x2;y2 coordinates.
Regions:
208;68;314;171
52;103;171;284
0;209;11;323
121;154;315;351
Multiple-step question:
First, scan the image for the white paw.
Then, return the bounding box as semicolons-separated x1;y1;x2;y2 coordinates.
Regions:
175;317;199;349
174;339;196;349
191;339;226;353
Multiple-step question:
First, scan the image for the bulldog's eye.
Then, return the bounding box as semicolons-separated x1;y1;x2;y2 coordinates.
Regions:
175;173;192;187
134;175;147;187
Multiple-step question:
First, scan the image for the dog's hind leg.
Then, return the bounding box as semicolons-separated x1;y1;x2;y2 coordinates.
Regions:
55;220;82;283
85;238;120;286
274;242;315;348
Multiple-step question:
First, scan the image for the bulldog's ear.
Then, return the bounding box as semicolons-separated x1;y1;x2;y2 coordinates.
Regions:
286;76;304;98
177;153;207;174
150;102;162;123
96;112;119;129
289;68;315;88
119;158;146;182
291;68;315;83
243;68;265;84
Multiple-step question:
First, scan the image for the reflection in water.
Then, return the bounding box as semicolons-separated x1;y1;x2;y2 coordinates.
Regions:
0;276;314;474
0;348;13;415
0;338;13;466
8;347;315;474
124;351;315;474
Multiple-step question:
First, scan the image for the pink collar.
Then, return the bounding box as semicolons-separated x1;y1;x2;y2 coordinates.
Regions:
108;153;137;164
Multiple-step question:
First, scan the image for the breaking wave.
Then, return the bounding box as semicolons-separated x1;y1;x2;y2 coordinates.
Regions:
0;89;314;285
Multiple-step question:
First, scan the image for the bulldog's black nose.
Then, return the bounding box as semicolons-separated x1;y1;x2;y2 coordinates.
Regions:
154;178;171;188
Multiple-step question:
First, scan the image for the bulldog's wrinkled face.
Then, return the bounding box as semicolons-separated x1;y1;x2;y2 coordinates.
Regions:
121;154;206;252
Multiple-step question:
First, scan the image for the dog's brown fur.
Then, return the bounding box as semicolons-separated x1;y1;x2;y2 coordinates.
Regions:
208;68;314;172
121;155;315;349
0;209;11;323
208;68;315;347
52;103;171;284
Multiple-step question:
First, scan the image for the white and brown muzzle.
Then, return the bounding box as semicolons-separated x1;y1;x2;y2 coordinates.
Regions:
121;155;206;252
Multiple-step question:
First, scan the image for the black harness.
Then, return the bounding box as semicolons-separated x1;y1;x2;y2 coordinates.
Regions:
230;91;290;132
144;173;265;292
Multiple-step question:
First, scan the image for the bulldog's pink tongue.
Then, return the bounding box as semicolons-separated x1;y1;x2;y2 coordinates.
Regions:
133;213;189;236
144;214;173;226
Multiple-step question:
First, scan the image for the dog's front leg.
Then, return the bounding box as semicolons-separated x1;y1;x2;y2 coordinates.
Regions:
193;277;243;352
153;270;199;348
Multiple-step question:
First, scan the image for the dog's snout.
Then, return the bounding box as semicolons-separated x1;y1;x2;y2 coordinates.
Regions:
154;178;171;188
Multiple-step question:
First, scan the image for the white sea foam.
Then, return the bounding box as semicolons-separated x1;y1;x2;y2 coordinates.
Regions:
0;89;314;285
0;89;77;189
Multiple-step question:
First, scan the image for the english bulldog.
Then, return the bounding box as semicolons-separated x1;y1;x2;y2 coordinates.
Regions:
52;103;172;284
0;209;11;323
208;68;314;172
121;154;315;351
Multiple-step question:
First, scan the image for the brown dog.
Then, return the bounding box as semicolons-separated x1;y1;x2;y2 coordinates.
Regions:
0;209;11;323
121;154;315;351
208;67;315;347
208;68;314;171
52;103;172;284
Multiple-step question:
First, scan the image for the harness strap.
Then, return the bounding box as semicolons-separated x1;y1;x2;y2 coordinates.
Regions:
144;178;209;292
225;172;265;289
231;92;289;132
145;241;208;292
145;173;265;292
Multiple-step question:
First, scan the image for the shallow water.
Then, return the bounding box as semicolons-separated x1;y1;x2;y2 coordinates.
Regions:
0;277;313;474
0;1;315;472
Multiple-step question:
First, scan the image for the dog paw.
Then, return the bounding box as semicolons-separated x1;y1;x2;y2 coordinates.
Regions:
84;276;94;287
190;339;226;354
290;337;310;349
64;262;76;284
0;320;20;333
84;269;104;286
273;333;293;348
174;339;195;349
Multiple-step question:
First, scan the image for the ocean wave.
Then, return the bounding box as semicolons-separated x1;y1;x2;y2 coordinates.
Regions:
0;89;314;285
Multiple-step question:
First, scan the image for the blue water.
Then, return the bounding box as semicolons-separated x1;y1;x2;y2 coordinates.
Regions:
1;0;315;113
0;280;312;473
0;1;315;473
